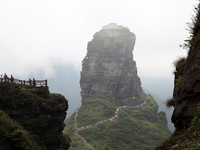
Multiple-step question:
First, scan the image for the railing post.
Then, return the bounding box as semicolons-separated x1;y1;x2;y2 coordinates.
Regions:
6;78;47;87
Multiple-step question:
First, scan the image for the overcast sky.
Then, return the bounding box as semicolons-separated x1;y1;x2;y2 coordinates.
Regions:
0;0;197;82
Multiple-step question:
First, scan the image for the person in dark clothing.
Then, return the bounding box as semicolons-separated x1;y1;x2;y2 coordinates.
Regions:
11;75;14;82
29;78;32;85
33;78;36;86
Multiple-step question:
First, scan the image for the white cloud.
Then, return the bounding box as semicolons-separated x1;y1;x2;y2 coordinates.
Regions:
0;0;197;80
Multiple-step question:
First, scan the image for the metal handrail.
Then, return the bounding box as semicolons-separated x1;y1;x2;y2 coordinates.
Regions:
0;78;47;86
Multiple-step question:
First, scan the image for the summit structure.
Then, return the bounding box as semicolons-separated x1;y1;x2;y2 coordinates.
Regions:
102;23;128;29
80;23;142;104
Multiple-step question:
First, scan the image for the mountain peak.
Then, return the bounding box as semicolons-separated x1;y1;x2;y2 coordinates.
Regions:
102;23;129;30
80;26;142;105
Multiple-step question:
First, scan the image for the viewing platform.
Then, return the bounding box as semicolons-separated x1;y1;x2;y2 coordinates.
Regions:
1;78;47;87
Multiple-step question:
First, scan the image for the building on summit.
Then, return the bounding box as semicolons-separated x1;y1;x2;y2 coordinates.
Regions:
102;23;128;29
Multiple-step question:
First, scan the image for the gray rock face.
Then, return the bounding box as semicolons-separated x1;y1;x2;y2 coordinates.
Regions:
172;44;200;134
80;25;142;104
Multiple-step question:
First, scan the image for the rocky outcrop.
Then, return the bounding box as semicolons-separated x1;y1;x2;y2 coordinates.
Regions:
155;44;200;149
80;23;142;104
0;82;70;150
65;24;171;150
171;1;200;135
171;43;200;134
155;2;200;149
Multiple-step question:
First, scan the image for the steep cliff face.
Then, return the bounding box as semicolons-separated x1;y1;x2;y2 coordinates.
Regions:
80;26;142;104
155;48;200;149
64;24;171;150
0;82;70;150
171;46;200;133
171;2;200;134
155;2;200;149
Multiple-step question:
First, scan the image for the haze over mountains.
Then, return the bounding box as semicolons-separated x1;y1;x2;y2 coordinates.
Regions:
1;1;200;150
0;0;196;85
45;61;174;132
0;3;192;134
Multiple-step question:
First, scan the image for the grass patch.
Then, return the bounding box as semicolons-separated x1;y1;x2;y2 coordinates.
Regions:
77;98;116;127
64;95;171;150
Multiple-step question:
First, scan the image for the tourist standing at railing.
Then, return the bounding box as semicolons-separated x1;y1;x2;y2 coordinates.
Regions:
33;78;36;86
11;75;14;82
29;78;32;85
4;73;8;81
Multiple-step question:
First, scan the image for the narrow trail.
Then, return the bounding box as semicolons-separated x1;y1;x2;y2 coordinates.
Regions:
73;92;149;150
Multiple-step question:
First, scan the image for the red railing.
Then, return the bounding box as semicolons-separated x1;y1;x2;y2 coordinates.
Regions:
1;78;47;87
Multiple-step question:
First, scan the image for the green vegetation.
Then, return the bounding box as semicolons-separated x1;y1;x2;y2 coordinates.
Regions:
155;1;200;149
0;110;41;150
77;98;116;127
0;82;70;150
64;94;171;150
182;0;200;52
173;57;186;69
175;75;182;89
139;95;158;114
165;98;177;108
140;93;147;102
155;104;200;150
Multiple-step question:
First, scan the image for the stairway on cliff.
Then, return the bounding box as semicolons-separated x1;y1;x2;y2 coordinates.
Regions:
64;23;171;150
